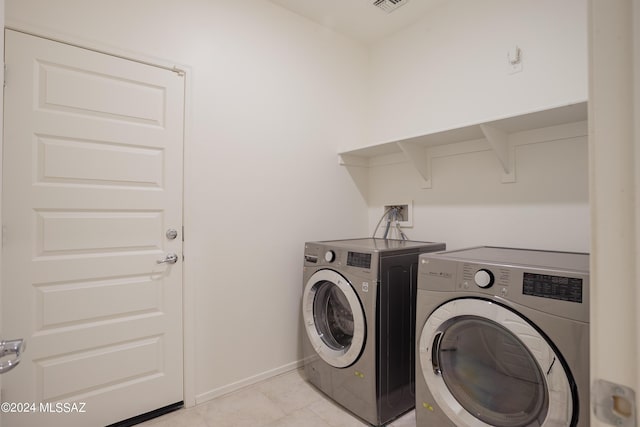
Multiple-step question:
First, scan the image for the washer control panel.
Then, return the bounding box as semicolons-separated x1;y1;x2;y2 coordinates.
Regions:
303;244;374;272
474;269;494;288
346;251;372;269
324;250;335;263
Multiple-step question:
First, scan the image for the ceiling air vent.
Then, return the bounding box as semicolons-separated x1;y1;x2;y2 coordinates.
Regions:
373;0;410;13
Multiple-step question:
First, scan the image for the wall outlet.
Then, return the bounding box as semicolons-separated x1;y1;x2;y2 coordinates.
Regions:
383;201;413;227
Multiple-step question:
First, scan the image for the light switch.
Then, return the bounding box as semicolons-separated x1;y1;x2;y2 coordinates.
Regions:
507;45;523;74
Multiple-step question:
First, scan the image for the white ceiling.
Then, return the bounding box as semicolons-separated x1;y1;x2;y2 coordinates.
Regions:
268;0;448;44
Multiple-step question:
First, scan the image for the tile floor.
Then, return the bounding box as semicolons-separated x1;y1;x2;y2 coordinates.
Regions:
139;369;416;427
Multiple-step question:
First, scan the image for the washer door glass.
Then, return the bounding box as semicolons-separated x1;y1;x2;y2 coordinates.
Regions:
436;316;547;427
313;282;354;350
302;269;366;368
419;299;573;427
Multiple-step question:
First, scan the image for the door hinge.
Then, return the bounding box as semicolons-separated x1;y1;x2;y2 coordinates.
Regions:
182;225;184;242
4;63;6;88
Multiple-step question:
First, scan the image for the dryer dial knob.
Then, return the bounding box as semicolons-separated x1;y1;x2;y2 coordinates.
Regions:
324;250;336;263
474;269;495;288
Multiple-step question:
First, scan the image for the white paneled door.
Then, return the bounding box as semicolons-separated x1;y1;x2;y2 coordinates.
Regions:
2;30;184;426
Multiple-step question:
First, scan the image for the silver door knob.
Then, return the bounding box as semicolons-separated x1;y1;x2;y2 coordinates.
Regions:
157;253;179;264
0;338;25;374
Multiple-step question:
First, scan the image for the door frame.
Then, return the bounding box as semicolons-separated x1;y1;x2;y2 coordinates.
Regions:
0;5;5;426
588;1;640;425
0;22;196;408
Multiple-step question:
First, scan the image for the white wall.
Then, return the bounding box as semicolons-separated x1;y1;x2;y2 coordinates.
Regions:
5;0;369;403
365;0;589;253
368;0;588;144
366;135;589;252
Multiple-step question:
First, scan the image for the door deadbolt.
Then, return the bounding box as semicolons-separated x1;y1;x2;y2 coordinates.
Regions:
166;228;178;240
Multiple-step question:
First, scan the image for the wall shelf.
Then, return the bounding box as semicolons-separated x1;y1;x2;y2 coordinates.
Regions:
338;101;588;189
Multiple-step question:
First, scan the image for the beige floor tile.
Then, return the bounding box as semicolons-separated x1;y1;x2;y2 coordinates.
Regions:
307;397;369;427
256;370;325;414
264;407;332;427
196;386;286;427
137;369;419;427
140;407;208;427
387;410;416;427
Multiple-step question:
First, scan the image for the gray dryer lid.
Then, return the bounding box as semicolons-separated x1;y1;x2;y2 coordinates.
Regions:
426;246;589;273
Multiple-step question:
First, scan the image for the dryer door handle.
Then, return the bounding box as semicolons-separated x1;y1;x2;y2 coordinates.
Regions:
432;332;443;375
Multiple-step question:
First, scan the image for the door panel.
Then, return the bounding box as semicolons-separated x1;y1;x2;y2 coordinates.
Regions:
2;30;184;426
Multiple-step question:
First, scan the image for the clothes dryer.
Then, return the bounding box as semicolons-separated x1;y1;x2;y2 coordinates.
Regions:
415;246;589;427
302;238;446;426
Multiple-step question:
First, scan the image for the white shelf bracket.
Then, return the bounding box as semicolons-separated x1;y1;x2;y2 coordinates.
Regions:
338;153;367;167
480;124;516;183
397;141;432;188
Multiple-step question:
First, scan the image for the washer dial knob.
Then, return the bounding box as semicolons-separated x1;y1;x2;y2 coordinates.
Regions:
474;269;495;288
324;250;336;263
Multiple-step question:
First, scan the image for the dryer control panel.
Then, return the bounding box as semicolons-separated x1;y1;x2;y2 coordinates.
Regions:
522;272;583;303
462;263;512;289
418;248;589;323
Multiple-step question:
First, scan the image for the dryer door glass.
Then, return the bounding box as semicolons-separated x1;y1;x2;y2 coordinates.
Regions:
436;315;548;427
313;281;354;350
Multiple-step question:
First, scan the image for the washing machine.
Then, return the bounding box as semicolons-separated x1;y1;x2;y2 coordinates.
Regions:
415;246;589;427
302;238;446;426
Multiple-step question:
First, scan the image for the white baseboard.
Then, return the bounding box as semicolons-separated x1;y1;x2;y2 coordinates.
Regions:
194;359;303;406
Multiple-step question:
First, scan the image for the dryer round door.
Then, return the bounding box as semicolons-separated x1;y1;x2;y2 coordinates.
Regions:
419;298;574;427
302;269;366;368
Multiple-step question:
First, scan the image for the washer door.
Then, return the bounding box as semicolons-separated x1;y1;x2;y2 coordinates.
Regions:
302;269;366;368
419;299;574;427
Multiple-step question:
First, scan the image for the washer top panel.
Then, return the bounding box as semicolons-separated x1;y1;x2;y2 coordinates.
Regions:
430;246;588;273
310;238;445;254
